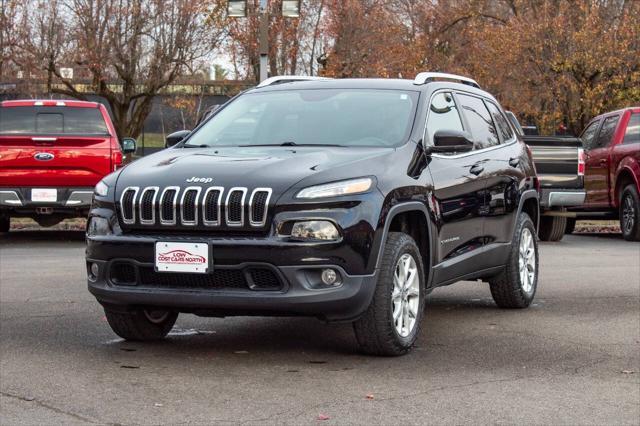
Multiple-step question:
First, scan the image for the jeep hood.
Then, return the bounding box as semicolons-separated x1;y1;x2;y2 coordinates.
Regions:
115;146;393;197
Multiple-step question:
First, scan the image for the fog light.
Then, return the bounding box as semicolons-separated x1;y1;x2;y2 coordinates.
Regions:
290;220;339;241
321;268;339;286
90;262;100;279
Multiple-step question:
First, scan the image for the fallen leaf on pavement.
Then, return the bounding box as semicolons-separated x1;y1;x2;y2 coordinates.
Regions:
366;394;374;400
317;414;330;421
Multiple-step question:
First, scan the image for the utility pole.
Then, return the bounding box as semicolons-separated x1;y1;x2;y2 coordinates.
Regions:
258;0;268;83
227;1;301;83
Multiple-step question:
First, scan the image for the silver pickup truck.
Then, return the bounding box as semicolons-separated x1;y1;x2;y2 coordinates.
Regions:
507;112;585;241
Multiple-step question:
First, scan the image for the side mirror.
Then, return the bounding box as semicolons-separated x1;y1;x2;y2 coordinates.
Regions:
430;129;474;154
121;137;137;154
165;130;191;148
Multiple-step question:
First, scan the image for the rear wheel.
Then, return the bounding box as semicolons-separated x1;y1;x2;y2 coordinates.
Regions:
0;216;9;233
538;215;566;241
620;184;640;241
565;218;576;235
104;307;178;341
353;232;425;356
489;213;538;309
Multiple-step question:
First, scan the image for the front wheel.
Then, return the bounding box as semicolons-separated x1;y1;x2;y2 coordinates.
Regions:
620;185;640;241
104;307;178;341
353;232;426;356
489;213;539;308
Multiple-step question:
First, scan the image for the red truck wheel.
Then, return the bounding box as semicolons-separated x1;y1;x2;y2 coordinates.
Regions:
0;216;9;233
620;185;640;241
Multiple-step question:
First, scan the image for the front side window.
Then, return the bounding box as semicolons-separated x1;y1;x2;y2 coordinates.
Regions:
457;94;499;149
425;92;464;145
185;89;420;148
485;101;514;142
623;113;639;145
580;120;601;150
595;115;620;148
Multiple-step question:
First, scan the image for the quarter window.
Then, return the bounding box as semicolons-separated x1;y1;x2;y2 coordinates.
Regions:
595;115;620;148
580;120;600;150
623;113;639;145
425;92;464;145
485;101;514;142
457;94;499;149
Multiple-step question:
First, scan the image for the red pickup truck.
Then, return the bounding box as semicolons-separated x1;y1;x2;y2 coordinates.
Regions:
0;99;136;232
569;107;640;240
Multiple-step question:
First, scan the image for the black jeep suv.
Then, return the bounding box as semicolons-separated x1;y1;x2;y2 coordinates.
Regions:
87;73;540;356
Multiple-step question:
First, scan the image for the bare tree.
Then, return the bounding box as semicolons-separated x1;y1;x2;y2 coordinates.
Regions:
19;0;227;139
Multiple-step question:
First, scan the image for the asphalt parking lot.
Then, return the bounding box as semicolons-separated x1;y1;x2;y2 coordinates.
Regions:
1;231;638;425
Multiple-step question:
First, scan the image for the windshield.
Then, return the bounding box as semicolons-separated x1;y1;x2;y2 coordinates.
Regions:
184;89;419;148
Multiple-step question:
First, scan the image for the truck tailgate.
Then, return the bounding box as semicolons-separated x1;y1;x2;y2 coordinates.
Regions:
0;135;112;187
524;136;583;189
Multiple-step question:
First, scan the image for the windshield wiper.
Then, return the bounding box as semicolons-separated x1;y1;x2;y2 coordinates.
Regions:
239;142;343;147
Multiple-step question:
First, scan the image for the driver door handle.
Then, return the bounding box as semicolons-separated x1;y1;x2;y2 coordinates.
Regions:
469;164;484;176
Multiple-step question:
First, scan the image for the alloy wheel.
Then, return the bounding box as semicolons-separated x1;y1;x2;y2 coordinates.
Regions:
518;228;536;293
622;194;635;235
392;253;420;337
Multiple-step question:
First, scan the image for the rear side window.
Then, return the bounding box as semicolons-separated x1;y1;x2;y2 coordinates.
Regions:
595;115;620;148
457;94;499;149
0;106;108;135
485;101;514;142
425;92;464;145
623;113;639;145
580;120;600;150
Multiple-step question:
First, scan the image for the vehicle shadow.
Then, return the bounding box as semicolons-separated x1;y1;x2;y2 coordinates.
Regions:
0;229;85;242
571;232;623;240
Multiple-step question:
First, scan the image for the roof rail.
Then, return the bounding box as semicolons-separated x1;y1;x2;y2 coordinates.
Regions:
257;75;331;88
413;72;480;89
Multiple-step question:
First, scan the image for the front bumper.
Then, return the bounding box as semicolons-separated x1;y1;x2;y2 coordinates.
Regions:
87;257;377;322
540;188;586;209
0;187;94;212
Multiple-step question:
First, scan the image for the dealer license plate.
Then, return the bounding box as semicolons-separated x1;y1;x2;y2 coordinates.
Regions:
155;242;209;274
31;188;57;202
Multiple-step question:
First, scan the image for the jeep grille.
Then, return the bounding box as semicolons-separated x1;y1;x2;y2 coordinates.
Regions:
118;186;272;228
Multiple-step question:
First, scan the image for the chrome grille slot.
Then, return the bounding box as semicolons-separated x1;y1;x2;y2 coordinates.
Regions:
120;187;139;225
249;188;272;227
159;186;179;225
139;187;158;225
180;187;201;226
225;188;247;227
203;187;224;226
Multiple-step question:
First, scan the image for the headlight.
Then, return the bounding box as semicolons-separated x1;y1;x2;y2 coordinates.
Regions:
289;220;340;241
296;177;373;199
86;216;112;236
94;180;109;197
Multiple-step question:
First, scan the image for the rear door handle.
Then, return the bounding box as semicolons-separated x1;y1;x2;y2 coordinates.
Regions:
509;157;520;168
469;164;484;176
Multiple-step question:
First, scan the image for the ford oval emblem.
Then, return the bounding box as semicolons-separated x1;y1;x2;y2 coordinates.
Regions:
34;152;55;161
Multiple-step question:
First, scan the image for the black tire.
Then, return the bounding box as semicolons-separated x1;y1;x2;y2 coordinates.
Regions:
565;217;576;235
353;232;426;356
0;216;9;233
489;213;539;309
620;184;640;241
538;215;566;241
104;307;178;341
